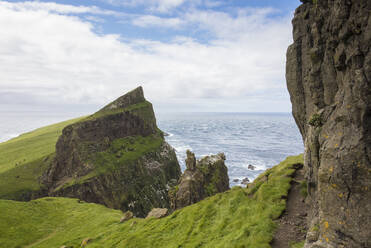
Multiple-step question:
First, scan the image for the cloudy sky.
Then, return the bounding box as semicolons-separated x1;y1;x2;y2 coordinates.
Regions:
0;0;300;114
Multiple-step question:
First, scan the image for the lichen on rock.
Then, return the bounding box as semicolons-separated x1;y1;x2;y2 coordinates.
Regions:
286;1;371;247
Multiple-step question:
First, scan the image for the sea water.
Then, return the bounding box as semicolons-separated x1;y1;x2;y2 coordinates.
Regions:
157;112;303;186
0;111;303;186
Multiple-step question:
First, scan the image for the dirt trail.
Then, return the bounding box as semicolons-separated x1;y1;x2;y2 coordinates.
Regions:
271;165;308;248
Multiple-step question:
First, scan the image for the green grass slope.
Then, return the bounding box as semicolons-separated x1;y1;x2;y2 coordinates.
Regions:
0;117;84;199
0;100;158;199
0;155;303;248
0;117;84;174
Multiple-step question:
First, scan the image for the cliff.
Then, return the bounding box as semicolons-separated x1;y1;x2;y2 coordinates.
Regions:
286;1;371;247
42;87;181;217
170;150;229;209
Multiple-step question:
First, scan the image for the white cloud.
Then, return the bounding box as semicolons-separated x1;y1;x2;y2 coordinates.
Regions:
0;1;120;16
0;1;293;112
102;0;186;13
132;15;184;28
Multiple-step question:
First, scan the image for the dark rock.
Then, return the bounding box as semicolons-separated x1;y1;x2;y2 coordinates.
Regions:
233;178;239;183
286;1;371;247
170;150;229;209
146;208;168;219
241;177;250;185
248;164;255;170
42;87;181;217
120;211;134;223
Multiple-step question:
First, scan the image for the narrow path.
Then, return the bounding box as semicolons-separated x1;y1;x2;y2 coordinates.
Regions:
25;230;57;248
271;165;308;248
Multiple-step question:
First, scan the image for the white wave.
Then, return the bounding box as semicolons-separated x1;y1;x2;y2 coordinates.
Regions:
174;145;192;153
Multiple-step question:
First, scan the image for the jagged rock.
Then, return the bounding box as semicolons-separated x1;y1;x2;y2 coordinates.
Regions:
146;208;168;219
185;150;197;171
42;87;181;217
248;164;255;170
120;211;134;223
233;179;239;183
287;1;371;247
170;150;229;209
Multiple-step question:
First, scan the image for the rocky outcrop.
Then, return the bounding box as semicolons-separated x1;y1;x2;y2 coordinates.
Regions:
170;150;229;209
42;87;181;217
286;1;371;247
145;208;168;219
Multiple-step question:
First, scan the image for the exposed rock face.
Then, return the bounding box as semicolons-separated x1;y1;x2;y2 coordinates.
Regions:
170;150;229;209
286;1;371;247
43;87;181;217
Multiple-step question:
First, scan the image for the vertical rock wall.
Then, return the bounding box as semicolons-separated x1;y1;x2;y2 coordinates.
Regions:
286;0;371;247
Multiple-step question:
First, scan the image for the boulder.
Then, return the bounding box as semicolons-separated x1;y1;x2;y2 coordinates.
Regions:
170;150;229;209
248;164;255;170
286;1;371;247
120;211;134;223
146;208;168;219
241;178;250;185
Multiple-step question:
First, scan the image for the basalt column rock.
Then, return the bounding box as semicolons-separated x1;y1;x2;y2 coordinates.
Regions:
42;87;181;217
170;150;229;209
286;1;371;247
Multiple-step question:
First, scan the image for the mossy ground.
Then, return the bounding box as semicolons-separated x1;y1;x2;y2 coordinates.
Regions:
0;117;84;199
0;155;303;248
87;101;155;125
60;133;164;188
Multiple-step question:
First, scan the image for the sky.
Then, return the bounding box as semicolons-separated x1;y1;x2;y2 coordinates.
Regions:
0;0;301;114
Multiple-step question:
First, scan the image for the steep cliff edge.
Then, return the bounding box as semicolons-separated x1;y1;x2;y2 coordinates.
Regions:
43;87;181;217
286;1;371;247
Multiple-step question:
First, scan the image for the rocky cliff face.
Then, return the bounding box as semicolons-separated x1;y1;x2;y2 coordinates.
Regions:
43;87;181;217
170;150;229;209
286;1;371;247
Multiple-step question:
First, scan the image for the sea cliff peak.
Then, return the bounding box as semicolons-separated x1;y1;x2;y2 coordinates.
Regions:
98;86;145;113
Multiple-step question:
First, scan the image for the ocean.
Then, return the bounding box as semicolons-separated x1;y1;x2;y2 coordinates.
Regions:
0;111;303;186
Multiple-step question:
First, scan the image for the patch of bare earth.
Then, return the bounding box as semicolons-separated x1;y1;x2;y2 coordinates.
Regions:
271;164;308;248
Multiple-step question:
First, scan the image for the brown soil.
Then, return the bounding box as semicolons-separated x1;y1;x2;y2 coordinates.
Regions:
271;165;308;248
